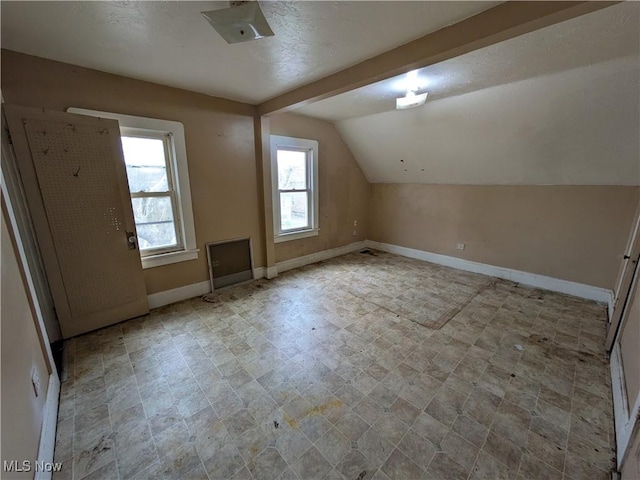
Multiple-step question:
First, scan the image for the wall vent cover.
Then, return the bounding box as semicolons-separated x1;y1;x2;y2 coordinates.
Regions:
206;237;254;291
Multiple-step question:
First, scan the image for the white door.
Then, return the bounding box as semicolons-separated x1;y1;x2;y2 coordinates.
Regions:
609;202;640;470
4;105;148;338
607;201;640;350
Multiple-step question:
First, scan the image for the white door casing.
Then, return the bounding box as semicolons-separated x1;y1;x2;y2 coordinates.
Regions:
609;202;640;471
608;201;640;350
610;269;640;470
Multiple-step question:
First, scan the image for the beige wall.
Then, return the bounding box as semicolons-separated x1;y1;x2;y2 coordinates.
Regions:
369;184;640;289
1;203;51;477
1;49;264;295
269;113;370;263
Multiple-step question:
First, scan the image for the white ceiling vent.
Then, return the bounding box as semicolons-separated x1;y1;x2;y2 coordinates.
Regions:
201;1;274;44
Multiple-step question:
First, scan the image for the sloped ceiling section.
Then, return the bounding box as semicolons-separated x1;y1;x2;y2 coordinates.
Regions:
297;1;640;121
319;2;640;186
336;55;640;185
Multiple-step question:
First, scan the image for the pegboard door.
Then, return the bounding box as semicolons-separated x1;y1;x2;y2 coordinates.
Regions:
4;105;149;338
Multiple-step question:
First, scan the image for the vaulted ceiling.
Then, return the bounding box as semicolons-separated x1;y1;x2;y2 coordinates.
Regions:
2;1;638;186
295;2;640;185
296;1;640;121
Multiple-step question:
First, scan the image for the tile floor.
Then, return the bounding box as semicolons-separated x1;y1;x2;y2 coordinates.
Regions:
53;251;616;480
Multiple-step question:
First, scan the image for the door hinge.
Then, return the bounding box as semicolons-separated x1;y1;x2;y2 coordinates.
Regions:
4;128;12;145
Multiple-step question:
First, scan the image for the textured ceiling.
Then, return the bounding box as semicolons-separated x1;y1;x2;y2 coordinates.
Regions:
335;55;640;185
296;2;640;121
0;1;499;104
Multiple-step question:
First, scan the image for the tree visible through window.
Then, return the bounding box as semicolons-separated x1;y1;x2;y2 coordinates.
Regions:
270;135;319;243
277;149;310;231
121;132;181;254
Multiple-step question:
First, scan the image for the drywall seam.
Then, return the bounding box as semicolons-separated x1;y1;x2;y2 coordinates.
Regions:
275;240;367;274
367;240;613;304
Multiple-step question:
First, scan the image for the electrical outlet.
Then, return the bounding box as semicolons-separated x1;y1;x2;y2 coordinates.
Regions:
31;368;40;397
353;220;358;227
456;243;465;250
352;229;357;236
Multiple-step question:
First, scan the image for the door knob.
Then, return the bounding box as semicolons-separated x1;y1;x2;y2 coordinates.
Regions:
126;231;137;250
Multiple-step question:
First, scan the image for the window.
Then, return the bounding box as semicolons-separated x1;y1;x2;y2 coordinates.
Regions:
270;135;319;242
120;130;181;254
67;108;198;268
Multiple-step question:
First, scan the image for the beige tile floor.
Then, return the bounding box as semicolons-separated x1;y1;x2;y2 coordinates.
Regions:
53;251;616;480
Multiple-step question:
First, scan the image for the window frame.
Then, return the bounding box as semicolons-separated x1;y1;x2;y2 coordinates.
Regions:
270;135;319;243
120;127;183;257
67;107;198;269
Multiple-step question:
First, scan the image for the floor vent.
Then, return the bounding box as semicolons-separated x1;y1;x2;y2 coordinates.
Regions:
206;238;254;290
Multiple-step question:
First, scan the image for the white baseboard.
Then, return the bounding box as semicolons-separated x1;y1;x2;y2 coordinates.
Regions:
265;266;278;279
608;290;616;322
148;240;611;307
276;240;368;274
147;280;210;309
254;267;266;279
367;240;613;303
35;374;60;480
147;267;267;309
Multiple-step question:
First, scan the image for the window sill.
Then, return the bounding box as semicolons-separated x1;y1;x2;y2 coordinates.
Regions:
274;229;319;244
141;249;199;269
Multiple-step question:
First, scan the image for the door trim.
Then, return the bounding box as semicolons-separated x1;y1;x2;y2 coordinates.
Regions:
606;201;640;351
35;375;61;480
1;108;61;342
2;160;59;479
611;340;640;470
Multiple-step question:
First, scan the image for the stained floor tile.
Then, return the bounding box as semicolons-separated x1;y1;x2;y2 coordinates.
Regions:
54;251;614;479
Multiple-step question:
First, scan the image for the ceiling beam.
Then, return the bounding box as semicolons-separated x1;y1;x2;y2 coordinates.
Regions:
257;1;618;116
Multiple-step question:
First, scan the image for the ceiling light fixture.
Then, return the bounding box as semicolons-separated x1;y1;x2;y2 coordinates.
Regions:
201;1;274;44
396;91;428;110
396;70;428;110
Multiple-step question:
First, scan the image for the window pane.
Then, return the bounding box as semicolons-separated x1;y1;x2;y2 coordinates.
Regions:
277;150;307;190
121;136;169;193
131;196;177;250
280;191;309;231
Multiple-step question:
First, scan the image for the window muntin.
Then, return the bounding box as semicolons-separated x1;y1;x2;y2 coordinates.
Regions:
270;135;319;242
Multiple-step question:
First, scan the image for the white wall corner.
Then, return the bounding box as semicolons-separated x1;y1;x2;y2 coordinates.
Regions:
366;240;613;304
147;280;211;309
253;267;266;280
276;240;367;274
266;266;279;279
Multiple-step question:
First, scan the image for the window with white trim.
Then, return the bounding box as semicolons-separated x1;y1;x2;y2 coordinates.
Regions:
67;108;198;268
120;129;181;255
270;135;319;243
